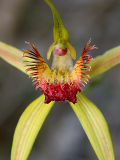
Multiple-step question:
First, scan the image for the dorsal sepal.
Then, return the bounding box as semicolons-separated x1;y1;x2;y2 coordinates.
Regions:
45;0;69;42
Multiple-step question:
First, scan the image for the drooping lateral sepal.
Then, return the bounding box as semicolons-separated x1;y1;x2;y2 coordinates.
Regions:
69;93;115;160
11;94;55;160
45;0;69;42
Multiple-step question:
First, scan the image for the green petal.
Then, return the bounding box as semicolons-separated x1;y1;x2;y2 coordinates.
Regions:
47;42;56;60
0;41;27;74
69;93;115;160
88;46;120;79
66;41;76;60
11;94;55;160
45;0;69;42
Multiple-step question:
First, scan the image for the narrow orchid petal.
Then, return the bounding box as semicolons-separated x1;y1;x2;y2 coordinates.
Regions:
45;0;69;42
11;94;55;160
0;41;27;74
88;46;120;79
66;41;76;60
47;42;56;60
69;93;115;160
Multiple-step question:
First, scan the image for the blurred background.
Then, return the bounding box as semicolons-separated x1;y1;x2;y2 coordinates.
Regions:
0;0;120;159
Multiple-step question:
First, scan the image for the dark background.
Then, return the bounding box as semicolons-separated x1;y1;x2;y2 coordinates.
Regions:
0;0;120;159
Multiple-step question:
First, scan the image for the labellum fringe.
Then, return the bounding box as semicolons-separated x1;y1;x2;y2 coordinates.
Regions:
24;39;97;103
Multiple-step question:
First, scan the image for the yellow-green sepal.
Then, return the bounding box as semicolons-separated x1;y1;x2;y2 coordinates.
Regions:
11;94;55;160
0;41;27;74
45;0;69;42
88;45;120;79
69;93;115;160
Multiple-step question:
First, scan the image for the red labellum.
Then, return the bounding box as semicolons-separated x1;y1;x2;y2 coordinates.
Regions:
37;82;81;104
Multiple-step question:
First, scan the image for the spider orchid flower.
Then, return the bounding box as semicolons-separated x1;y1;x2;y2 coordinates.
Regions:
0;0;120;160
